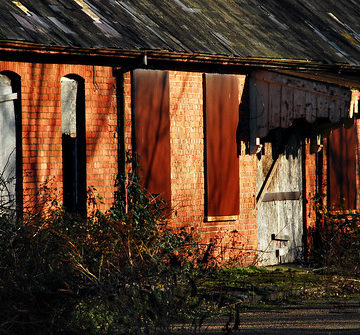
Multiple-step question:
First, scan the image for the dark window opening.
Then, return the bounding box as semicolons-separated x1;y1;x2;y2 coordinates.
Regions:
61;75;86;215
0;71;22;213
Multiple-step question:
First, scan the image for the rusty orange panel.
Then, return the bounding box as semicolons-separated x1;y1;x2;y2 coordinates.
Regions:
205;74;239;216
132;69;171;205
328;125;357;210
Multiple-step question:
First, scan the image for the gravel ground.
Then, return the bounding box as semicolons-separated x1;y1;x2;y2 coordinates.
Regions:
175;306;360;334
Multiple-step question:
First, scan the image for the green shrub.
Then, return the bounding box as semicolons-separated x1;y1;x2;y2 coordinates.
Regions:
0;154;211;334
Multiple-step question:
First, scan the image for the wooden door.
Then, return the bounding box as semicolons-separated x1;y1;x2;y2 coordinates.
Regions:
257;131;303;265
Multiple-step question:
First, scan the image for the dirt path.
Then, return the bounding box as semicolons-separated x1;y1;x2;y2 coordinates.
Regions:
196;306;360;334
174;265;360;334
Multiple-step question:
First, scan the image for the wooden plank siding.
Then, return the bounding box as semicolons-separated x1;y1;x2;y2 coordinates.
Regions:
250;70;353;141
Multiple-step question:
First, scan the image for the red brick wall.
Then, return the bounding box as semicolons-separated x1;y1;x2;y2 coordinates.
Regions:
238;151;258;264
123;72;132;166
169;71;204;230
122;69;360;266
0;61;118;212
123;70;257;265
303;138;317;252
169;71;257;265
4;60;344;265
1;61;260;264
4;58;359;266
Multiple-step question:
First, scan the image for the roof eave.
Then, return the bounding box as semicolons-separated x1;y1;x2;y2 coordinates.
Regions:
1;40;360;73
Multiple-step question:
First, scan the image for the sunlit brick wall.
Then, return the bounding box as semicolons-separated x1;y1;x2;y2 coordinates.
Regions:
123;72;132;163
122;70;258;265
168;71;204;230
0;61;118;212
168;71;257;265
3;60;259;264
303;138;318;253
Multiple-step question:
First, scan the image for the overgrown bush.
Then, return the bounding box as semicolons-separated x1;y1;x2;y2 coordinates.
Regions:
0;155;218;334
310;196;360;275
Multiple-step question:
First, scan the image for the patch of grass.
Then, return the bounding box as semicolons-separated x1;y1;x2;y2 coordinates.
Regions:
194;265;360;312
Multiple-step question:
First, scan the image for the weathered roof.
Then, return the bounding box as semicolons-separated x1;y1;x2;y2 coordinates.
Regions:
1;0;360;66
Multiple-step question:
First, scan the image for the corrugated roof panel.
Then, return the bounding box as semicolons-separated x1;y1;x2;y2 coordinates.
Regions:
0;0;359;66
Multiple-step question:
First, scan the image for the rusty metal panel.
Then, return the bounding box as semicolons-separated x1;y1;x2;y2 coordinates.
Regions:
205;73;239;217
328;125;357;210
132;69;171;205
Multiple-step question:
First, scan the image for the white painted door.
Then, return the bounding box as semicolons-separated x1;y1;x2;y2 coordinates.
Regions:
257;131;303;265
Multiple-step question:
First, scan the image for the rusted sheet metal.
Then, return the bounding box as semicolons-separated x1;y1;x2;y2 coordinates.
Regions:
250;70;355;144
328;125;357;210
205;73;239;217
132;69;171;205
262;191;301;202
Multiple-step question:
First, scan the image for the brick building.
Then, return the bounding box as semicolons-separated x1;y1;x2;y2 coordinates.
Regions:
0;0;360;265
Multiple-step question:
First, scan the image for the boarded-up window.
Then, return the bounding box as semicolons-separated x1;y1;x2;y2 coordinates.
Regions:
132;69;171;205
205;74;239;218
328;125;357;210
61;76;86;215
0;74;18;209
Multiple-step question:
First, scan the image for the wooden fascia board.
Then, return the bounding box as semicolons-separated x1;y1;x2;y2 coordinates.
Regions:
1;40;360;72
